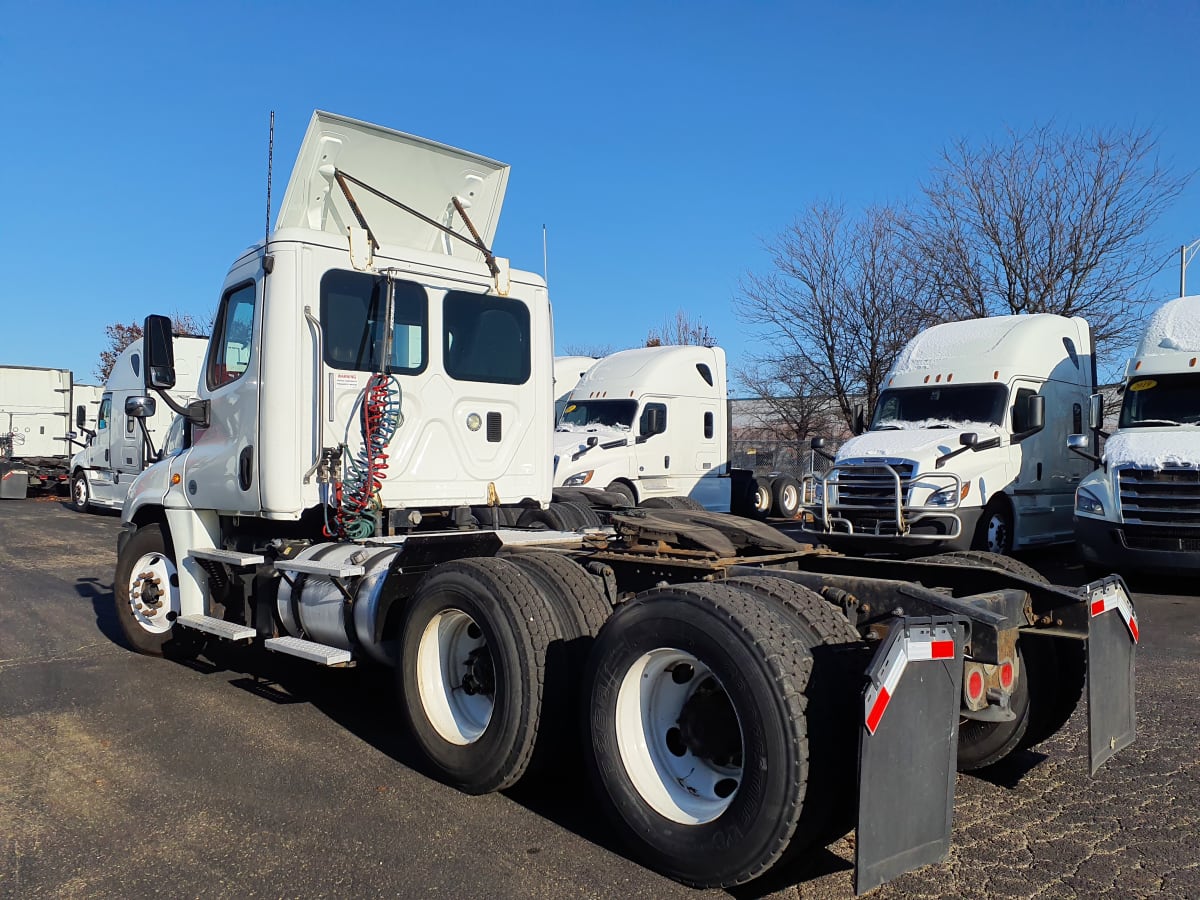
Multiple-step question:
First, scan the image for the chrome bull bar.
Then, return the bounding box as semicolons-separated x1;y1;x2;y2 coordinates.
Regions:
801;462;965;541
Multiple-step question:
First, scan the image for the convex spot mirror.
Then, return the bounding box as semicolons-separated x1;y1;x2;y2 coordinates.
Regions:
125;395;157;419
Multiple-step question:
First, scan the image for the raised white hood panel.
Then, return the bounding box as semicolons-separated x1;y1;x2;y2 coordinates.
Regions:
276;111;509;261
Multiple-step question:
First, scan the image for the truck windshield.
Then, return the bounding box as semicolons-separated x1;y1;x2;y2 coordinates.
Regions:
557;399;638;430
1118;372;1200;427
872;384;1007;429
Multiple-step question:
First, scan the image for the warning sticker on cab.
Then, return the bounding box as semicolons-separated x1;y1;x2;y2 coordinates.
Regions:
1129;379;1157;392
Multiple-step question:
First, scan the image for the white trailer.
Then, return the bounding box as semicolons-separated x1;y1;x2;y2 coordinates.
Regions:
805;314;1094;556
0;365;81;497
1070;295;1200;574
74;383;104;432
68;336;208;512
553;355;595;420
112;111;1136;895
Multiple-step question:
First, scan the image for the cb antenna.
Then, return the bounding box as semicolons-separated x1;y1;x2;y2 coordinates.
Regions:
264;110;275;247
542;223;549;286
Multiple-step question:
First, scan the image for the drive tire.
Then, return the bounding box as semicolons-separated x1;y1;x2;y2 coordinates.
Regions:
113;523;204;659
516;505;571;530
770;475;801;519
671;495;706;511
398;557;562;794
751;476;773;519
583;582;812;888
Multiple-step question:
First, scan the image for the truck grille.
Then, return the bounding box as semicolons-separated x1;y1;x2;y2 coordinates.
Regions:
1119;525;1200;553
833;463;916;508
1117;467;1200;527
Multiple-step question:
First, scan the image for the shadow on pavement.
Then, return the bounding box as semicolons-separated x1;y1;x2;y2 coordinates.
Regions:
75;575;124;646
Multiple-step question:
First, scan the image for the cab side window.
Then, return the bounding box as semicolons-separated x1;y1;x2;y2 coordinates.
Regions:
208;282;257;389
97;397;111;431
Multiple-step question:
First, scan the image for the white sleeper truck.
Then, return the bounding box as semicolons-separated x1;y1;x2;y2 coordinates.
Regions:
805;314;1094;556
69;335;208;512
114;111;1137;895
552;345;781;517
1071;295;1200;575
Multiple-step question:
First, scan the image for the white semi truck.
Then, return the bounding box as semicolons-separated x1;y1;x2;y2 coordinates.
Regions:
69;335;209;512
113;111;1137;895
1070;295;1200;575
552;345;793;518
805;314;1094;556
0;365;89;497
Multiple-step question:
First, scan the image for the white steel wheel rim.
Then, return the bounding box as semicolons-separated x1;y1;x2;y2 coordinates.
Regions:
986;514;1009;553
781;482;799;513
615;648;744;825
126;551;179;635
416;608;494;745
754;486;771;513
73;476;88;507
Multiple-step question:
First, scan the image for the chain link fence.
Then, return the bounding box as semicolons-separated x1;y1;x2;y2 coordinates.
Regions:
730;439;837;480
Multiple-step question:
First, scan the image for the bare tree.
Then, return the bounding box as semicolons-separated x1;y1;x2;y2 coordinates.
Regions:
736;202;937;433
646;309;716;347
96;311;212;381
560;342;617;358
908;124;1190;347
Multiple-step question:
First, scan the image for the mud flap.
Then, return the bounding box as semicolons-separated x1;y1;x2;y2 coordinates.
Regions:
854;616;967;896
1085;576;1137;775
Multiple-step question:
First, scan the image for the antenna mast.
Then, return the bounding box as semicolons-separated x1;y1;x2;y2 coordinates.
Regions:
542;224;549;286
264;111;275;246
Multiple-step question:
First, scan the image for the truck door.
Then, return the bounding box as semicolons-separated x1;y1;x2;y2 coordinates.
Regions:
115;390;147;481
184;261;262;514
635;398;671;488
1009;380;1076;545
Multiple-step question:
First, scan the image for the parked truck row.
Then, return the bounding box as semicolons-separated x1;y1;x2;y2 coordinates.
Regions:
108;111;1138;895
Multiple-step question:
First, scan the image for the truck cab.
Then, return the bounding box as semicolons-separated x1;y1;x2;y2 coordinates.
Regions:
69;336;207;511
1072;295;1200;574
806;314;1094;555
552;345;731;509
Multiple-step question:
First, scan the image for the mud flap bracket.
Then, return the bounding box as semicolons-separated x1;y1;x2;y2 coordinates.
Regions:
855;615;967;895
1085;576;1137;775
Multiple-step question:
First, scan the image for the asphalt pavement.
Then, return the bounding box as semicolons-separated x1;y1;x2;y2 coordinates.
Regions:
0;501;1196;899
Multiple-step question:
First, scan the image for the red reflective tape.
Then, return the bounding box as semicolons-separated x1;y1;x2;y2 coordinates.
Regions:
866;687;890;734
930;639;955;660
1090;598;1106;617
1128;616;1139;643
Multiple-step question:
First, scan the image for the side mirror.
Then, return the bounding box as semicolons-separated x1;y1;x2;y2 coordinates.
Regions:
959;432;978;448
1088;393;1104;430
810;437;826;450
1067;433;1089;450
143;314;177;389
1027;394;1045;432
586;436;598;447
75;405;87;429
853;404;866;436
125;395;157;419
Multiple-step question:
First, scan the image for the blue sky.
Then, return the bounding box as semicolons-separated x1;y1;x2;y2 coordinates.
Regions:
2;2;1197;389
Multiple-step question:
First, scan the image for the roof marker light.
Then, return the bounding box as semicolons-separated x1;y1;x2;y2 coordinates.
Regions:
923;375;930;384
935;373;942;383
947;373;954;382
993;370;999;380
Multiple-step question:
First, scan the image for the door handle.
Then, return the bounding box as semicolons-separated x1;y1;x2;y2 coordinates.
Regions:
238;446;254;491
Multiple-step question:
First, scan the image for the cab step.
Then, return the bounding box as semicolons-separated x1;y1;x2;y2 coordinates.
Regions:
264;636;354;666
274;560;365;578
189;548;266;567
176;614;256;642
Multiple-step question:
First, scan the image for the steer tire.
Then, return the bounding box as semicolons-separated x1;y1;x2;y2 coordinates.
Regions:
582;582;813;888
113;523;205;659
604;480;637;507
397;557;562;794
516;505;571;530
724;576;862;854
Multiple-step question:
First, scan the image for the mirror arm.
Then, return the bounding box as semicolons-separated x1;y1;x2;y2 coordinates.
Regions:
969;436;1002;453
1068;444;1100;464
151;387;210;428
137;419;158;461
1010;422;1046;443
934;445;971;469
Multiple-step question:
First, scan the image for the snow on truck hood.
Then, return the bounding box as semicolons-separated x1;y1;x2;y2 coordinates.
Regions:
837;423;1003;462
554;424;632;458
1104;429;1199;468
275;111;509;262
